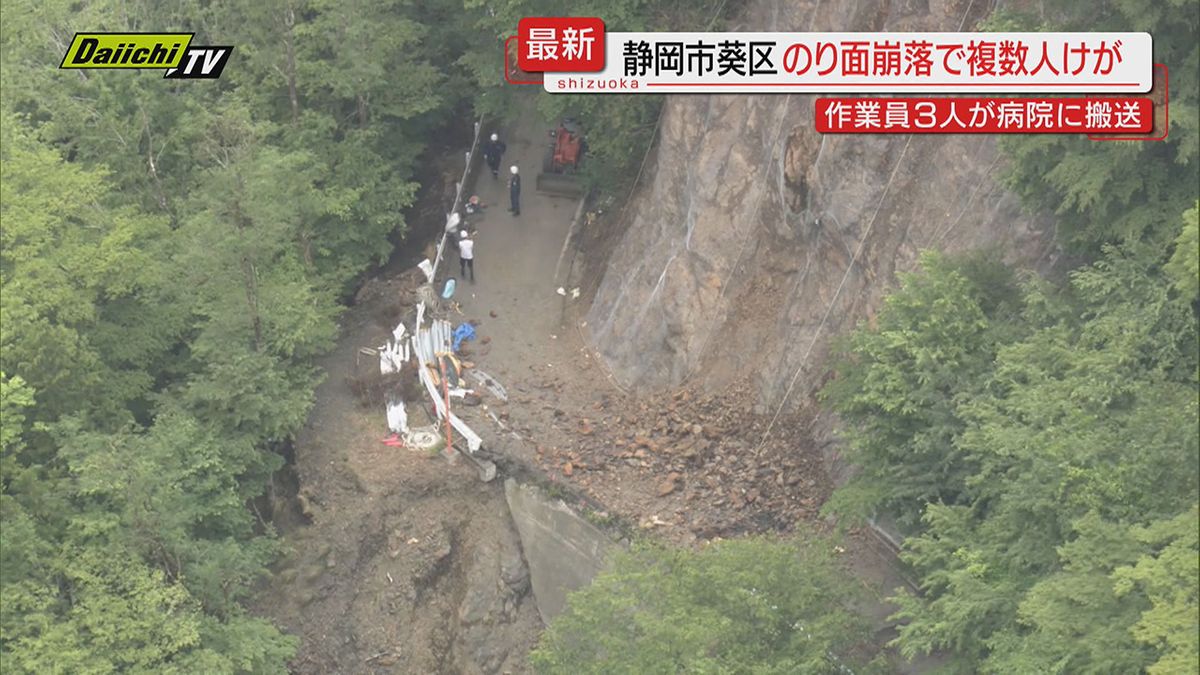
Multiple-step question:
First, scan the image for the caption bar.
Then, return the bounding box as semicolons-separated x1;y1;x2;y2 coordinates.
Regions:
528;29;1152;94
815;97;1153;133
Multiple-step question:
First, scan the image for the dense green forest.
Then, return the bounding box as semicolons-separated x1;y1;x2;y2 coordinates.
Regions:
0;0;475;667
821;1;1200;672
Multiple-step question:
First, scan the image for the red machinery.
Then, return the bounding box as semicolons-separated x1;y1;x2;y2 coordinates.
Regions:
536;118;585;197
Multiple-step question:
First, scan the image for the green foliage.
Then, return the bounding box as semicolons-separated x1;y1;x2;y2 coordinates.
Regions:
2;0;482;669
1112;506;1200;674
210;0;470;295
980;514;1154;673
992;1;1199;252
531;536;884;674
59;411;282;608
822;252;1023;527
0;113;173;427
975;507;1200;674
825;206;1200;670
5;546;202;674
1;538;296;674
0;374;35;455
1166;202;1199;302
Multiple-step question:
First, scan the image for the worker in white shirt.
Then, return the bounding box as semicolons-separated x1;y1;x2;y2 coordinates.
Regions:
458;229;475;283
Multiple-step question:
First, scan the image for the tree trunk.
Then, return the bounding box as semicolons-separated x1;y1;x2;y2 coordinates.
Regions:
231;188;264;353
242;257;264;352
283;6;300;123
140;106;177;227
300;233;314;268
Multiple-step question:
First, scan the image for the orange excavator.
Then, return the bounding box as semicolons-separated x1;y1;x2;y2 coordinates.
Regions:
536;118;586;197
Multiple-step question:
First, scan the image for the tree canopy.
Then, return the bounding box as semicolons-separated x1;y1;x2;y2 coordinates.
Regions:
531;536;885;674
824;188;1198;674
1;0;483;669
822;2;1199;668
989;0;1199;252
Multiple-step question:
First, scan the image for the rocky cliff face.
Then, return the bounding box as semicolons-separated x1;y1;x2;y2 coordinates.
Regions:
585;0;1056;412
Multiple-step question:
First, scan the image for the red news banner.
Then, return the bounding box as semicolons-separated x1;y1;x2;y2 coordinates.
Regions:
816;97;1153;133
514;22;1158;136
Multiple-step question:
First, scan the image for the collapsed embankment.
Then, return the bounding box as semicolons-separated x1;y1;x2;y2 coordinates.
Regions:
255;3;1064;671
253;101;629;674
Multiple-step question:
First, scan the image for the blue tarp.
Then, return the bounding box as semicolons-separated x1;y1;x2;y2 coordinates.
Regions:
452;323;476;352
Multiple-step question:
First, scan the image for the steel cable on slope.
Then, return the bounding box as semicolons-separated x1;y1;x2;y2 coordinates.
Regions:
753;132;915;454
614;0;730;222
687;0;829;375
687;94;795;371
578;0;729;392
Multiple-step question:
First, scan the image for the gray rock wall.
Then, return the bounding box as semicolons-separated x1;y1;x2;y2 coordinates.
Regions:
585;0;1056;410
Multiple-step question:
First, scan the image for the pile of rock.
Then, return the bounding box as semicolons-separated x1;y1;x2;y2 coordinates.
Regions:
540;382;832;539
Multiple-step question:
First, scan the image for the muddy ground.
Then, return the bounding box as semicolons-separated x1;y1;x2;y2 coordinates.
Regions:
253;98;929;673
252;271;543;674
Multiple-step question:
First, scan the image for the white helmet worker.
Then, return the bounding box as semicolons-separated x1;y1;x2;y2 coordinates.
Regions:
460;229;469;238
510;165;519;174
490;133;499;141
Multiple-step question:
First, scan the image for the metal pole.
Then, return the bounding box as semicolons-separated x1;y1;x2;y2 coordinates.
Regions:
439;355;453;454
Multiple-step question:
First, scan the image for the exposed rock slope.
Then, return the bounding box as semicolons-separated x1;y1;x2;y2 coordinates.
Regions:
586;0;1055;410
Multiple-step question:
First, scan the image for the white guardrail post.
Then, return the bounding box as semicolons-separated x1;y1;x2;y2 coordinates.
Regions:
432;117;485;279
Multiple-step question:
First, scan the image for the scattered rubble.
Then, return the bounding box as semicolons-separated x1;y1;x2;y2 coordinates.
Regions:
521;378;829;541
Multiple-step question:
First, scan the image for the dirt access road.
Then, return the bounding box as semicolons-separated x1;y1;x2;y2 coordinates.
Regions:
255;94;927;672
252;100;590;674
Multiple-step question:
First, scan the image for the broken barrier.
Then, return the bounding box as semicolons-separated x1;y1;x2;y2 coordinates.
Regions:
367;115;493;470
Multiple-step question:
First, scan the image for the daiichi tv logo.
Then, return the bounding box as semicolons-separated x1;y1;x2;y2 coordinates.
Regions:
60;32;232;79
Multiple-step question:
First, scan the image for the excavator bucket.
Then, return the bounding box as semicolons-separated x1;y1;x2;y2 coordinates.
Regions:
536;171;584;197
